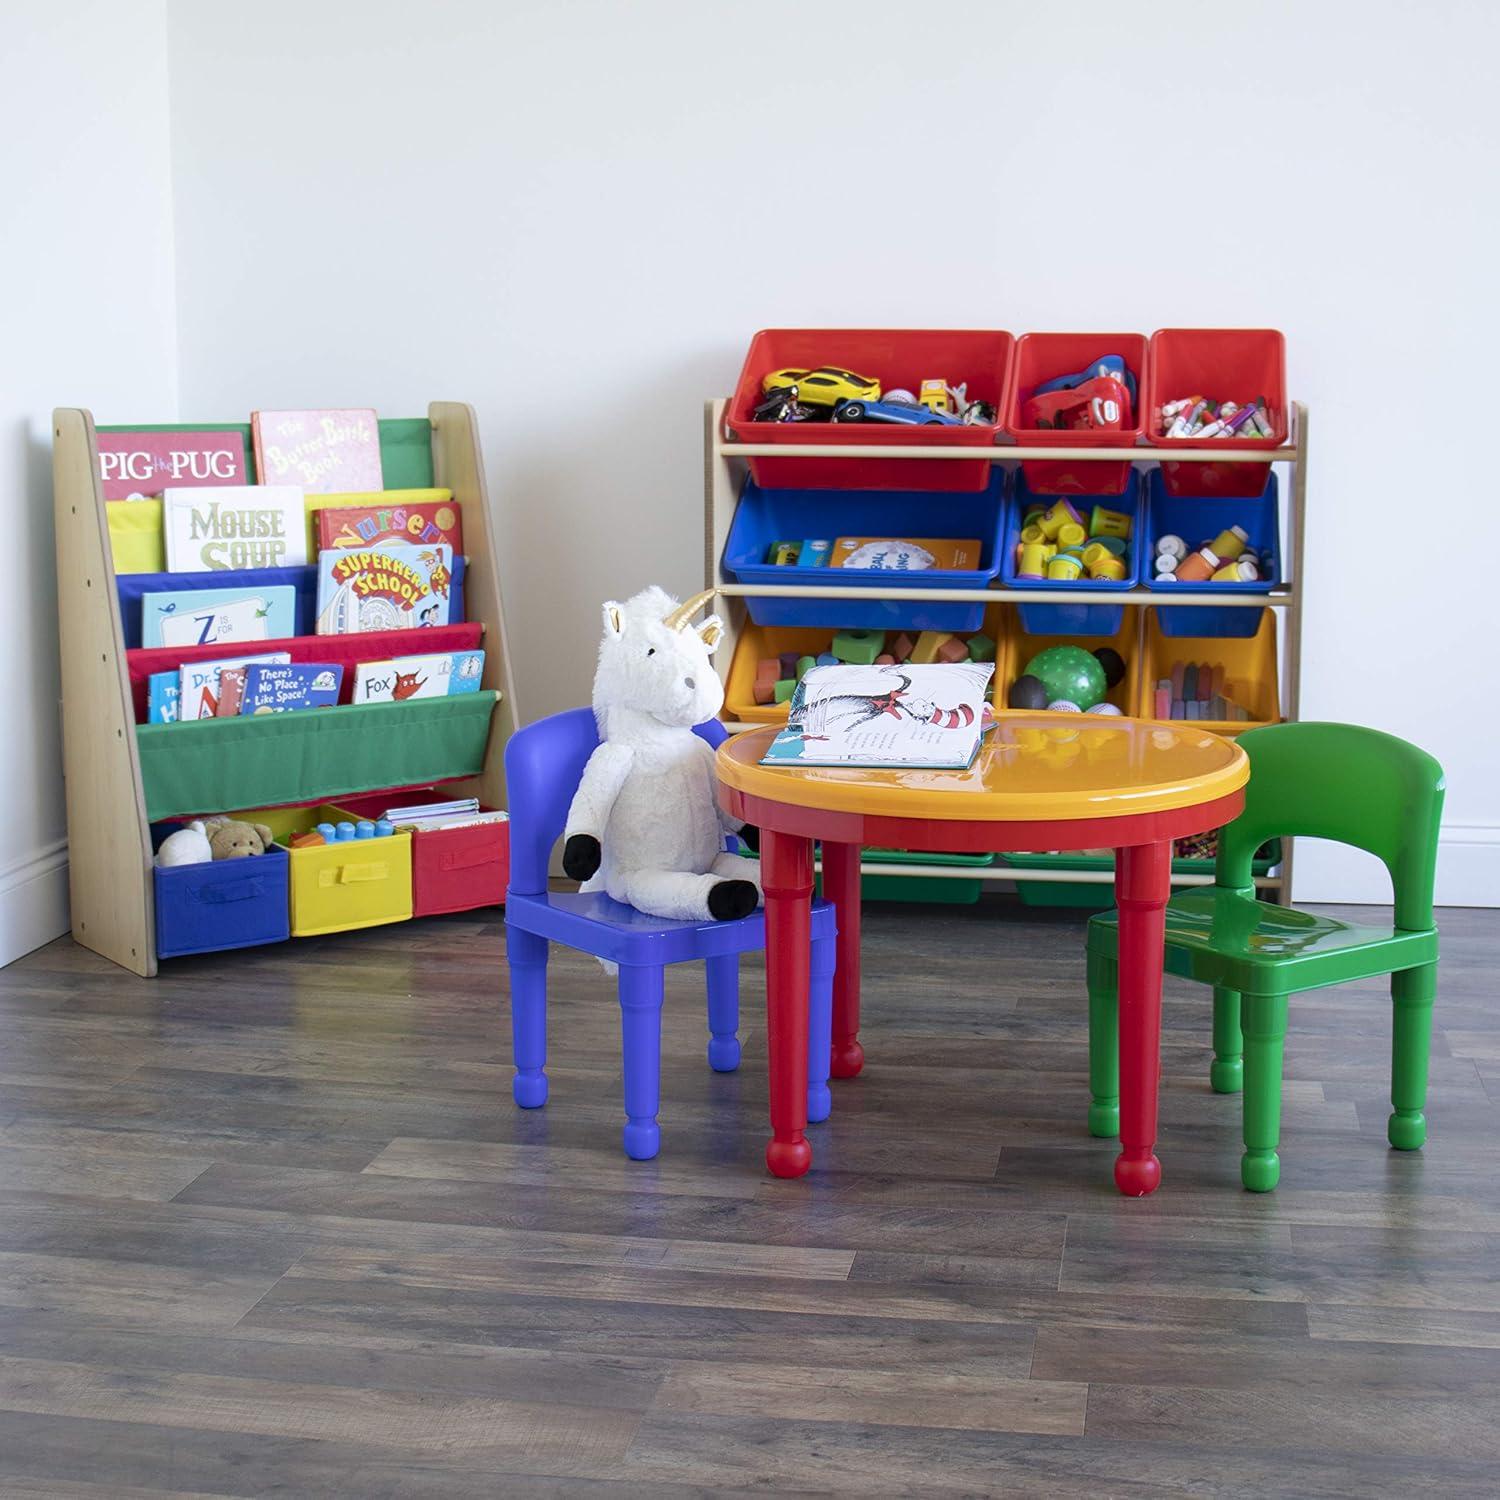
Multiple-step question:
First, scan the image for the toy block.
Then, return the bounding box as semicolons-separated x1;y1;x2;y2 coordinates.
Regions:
890;633;915;662
965;632;996;663
796;655;817;680
936;637;970;664
832;628;885;665
779;652;800;679
815;652;838;666
756;658;780;685
773;678;797;703
910;631;955;664
874;653;895;665
753;679;776;705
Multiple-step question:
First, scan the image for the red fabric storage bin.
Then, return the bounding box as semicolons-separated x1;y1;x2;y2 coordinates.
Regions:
1003;332;1148;495
727;328;1012;491
335;788;508;916
1145;328;1287;497
126;623;484;722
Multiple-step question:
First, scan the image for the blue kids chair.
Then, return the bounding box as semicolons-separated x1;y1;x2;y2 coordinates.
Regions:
504;707;838;1159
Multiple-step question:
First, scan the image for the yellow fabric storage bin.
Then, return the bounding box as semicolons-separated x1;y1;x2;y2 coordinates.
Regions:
245;803;413;937
107;500;165;573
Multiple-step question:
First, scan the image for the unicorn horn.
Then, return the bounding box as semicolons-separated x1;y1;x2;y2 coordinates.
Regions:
661;588;716;631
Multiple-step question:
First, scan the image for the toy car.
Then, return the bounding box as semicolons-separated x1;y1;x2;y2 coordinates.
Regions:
761;366;881;407
830;398;962;426
752;385;822;423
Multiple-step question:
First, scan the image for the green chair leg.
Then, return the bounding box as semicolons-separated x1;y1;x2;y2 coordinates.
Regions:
1086;948;1119;1138
1241;991;1289;1191
1389;962;1436;1151
1210;985;1243;1094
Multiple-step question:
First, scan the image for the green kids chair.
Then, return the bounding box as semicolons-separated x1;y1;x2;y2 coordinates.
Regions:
1086;722;1444;1192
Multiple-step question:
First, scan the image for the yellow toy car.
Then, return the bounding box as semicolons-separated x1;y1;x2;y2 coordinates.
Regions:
761;366;881;407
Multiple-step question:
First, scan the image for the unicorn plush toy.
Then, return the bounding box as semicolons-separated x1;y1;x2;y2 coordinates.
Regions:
562;586;761;923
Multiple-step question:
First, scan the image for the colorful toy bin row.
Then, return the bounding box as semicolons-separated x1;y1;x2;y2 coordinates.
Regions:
727;327;1284;495
151;794;508;959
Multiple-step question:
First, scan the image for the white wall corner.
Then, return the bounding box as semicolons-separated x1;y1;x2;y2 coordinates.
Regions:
0;839;70;967
1433;823;1500;909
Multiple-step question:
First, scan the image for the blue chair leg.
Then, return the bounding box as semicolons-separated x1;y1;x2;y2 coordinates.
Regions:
619;963;665;1160
705;953;741;1073
507;926;549;1108
807;929;834;1124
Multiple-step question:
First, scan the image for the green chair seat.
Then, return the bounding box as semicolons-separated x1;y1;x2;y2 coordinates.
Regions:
1084;722;1445;1193
1090;887;1438;995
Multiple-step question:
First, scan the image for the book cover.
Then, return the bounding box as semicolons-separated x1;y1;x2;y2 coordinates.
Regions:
351;649;484;704
163;485;308;572
314;542;454;634
146;671;180;724
140;585;296;649
240;662;343;714
216;667;248;717
761;662;994;769
314;490;462;554
96;429;248;501
178;651;292;721
831;537;982;571
252;409;383;494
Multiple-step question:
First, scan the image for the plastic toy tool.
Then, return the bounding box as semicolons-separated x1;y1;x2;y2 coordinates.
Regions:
1022;375;1132;433
1032;353;1137;402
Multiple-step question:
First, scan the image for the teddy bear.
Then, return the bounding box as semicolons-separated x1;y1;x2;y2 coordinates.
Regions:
155;816;274;868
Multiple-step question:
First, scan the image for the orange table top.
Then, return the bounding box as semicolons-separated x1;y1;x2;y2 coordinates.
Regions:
716;713;1249;823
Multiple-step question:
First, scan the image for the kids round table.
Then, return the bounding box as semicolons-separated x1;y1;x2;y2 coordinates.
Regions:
716;714;1250;1195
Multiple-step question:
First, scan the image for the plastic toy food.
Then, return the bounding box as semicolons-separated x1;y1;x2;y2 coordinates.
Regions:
830;399;961;427
761;367;881;407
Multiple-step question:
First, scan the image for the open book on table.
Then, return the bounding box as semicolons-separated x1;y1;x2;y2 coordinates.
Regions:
760;661;994;770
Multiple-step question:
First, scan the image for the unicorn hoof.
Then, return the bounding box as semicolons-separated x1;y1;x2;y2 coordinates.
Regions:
708;880;758;921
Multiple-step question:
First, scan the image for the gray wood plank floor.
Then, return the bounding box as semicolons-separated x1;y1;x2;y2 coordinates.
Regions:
0;898;1495;1497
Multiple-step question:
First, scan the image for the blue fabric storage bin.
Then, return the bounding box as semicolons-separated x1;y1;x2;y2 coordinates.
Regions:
152;833;290;959
116;557;467;649
1002;470;1145;636
1146;470;1279;638
721;471;1005;631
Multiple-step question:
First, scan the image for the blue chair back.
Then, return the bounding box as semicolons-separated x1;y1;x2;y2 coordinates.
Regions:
505;707;729;897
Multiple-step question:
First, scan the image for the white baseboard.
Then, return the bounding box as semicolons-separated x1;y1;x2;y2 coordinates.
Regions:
1292;822;1500;909
0;839;71;968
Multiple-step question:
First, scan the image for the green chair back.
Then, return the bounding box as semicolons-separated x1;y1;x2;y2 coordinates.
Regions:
1217;723;1445;932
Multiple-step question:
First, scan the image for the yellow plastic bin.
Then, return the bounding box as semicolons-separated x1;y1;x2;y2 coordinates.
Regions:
242;803;413;937
1138;608;1281;733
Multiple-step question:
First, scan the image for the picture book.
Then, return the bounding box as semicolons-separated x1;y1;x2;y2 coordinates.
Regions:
146;671;180;724
314;542;454;634
163;485;308;572
314;490;463;554
96;429;248;501
178;651;292;721
215;667;248;717
831;537;983;572
350;649;484;704
240;662;343;714
384;796;480;821
761;662;994;770
252;408;383;494
140;585;296;649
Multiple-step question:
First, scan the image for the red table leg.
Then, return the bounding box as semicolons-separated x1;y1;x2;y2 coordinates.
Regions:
762;827;814;1178
1113;840;1173;1196
820;840;865;1078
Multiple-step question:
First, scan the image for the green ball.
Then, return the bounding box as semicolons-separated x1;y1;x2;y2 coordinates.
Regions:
1022;645;1106;711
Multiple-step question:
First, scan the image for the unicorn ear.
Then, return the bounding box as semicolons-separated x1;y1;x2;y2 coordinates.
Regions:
602;601;624;637
696;614;724;653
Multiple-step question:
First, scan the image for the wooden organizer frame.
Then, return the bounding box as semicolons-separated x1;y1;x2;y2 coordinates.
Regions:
52;402;518;976
703;398;1308;905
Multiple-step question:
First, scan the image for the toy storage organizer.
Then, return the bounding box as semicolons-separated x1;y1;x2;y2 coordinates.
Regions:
706;329;1306;905
53;404;519;976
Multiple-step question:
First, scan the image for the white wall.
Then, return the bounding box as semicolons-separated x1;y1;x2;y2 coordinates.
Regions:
23;0;1489;913
0;0;179;963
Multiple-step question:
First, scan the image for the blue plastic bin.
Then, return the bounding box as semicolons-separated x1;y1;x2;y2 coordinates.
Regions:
152;829;290;959
1001;471;1145;636
722;471;1006;632
1146;470;1279;638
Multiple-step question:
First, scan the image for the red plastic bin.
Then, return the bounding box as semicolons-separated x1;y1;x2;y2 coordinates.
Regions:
1145;328;1287;497
335;788;509;917
1003;332;1148;496
727;329;1012;491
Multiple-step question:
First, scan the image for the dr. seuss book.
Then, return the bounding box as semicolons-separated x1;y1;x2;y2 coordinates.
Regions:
761;662;994;770
146;671;180;724
351;649;484;704
240;662;343;714
95;429;248;501
215;666;248;718
314;490;463;554
178;651;292;721
140;584;296;649
252;409;383;494
831;537;982;571
163;486;308;572
314;542;453;634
